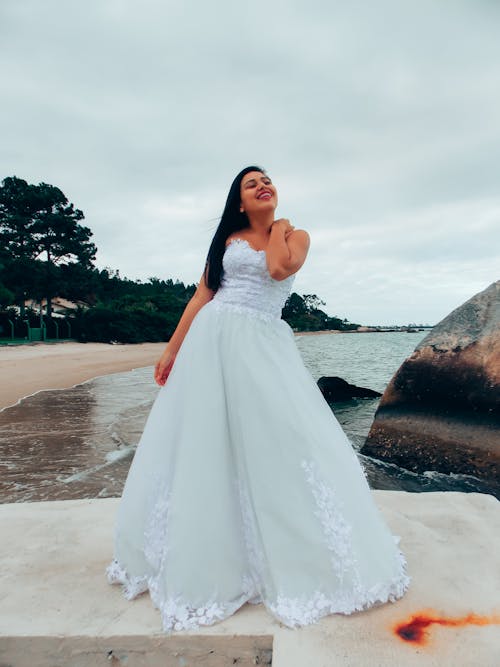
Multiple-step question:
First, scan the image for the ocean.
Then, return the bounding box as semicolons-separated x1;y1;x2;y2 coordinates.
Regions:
0;330;497;504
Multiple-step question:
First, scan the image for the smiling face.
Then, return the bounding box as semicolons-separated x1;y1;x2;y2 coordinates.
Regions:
240;170;277;216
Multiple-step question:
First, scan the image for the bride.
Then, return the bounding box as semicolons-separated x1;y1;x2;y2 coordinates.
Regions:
106;165;411;633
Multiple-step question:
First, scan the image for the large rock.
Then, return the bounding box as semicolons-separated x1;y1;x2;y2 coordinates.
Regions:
362;281;500;488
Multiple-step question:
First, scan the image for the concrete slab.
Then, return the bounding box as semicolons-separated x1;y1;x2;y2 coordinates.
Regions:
1;491;499;666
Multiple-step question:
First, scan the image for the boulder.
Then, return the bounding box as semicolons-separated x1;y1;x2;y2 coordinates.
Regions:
317;376;381;402
362;280;500;488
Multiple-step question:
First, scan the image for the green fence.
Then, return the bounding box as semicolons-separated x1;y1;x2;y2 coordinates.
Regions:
0;318;75;344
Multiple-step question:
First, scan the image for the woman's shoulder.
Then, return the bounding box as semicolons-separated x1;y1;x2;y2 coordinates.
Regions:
287;228;310;246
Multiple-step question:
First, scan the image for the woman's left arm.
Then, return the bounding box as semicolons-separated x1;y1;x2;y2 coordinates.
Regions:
266;219;310;280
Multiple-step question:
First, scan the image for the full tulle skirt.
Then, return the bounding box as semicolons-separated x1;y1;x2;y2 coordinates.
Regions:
106;300;410;632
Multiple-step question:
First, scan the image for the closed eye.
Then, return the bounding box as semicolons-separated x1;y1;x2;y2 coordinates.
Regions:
243;177;272;188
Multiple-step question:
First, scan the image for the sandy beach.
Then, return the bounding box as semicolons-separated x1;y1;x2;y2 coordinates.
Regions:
0;331;338;411
0;342;167;410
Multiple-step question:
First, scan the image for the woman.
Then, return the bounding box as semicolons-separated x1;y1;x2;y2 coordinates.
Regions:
106;165;411;633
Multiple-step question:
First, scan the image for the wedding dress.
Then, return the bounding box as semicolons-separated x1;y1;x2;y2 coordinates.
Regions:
106;237;410;633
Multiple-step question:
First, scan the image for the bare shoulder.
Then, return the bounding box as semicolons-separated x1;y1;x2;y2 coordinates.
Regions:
287;229;310;247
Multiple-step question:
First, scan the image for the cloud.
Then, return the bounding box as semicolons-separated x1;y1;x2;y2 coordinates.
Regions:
1;0;499;324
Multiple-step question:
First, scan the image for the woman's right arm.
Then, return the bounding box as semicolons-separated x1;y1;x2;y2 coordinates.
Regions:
154;272;215;386
266;219;310;280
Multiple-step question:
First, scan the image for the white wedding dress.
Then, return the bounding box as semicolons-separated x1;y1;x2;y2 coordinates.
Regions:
106;237;410;633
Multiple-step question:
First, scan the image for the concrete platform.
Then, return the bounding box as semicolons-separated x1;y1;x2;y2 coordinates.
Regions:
1;491;499;666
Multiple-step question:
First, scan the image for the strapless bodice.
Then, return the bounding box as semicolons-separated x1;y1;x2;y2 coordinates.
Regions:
211;238;295;321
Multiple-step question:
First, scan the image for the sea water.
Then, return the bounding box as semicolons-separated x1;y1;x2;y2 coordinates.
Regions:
0;331;497;504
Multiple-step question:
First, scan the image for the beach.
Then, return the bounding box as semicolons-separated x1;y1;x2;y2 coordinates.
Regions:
0;334;334;410
2;333;497;503
0;342;167;410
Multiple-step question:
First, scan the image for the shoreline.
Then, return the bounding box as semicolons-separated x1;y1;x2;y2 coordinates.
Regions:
0;327;426;409
0;341;167;410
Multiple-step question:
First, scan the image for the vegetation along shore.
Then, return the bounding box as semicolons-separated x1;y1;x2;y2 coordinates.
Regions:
0;176;366;344
0;175;431;344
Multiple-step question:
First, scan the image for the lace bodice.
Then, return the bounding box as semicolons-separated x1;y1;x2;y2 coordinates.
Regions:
211;238;295;321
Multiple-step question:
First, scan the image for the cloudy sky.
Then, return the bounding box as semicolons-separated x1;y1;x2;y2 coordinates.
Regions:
2;0;499;325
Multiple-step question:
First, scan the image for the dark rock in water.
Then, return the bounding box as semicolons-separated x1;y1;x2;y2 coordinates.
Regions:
362;280;500;488
317;376;381;402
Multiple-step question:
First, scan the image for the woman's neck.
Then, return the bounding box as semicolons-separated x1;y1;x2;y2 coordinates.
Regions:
246;211;274;238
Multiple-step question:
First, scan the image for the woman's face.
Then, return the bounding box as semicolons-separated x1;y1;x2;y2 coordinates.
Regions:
240;171;277;216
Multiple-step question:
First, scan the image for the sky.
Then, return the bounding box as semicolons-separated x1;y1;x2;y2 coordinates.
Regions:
1;0;499;326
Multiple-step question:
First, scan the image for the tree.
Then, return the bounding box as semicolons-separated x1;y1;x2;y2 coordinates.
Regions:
0;279;14;309
0;176;97;316
303;294;326;311
0;255;44;315
0;176;40;262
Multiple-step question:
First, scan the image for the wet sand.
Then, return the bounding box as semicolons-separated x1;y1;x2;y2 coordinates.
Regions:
0;342;167;410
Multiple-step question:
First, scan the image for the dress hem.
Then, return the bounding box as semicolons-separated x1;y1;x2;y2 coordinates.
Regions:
106;541;411;633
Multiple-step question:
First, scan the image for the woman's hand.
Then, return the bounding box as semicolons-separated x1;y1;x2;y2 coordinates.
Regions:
273;218;295;237
154;348;177;386
273;218;296;242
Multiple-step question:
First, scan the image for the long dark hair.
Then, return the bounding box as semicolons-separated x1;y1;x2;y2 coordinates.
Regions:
204;165;266;291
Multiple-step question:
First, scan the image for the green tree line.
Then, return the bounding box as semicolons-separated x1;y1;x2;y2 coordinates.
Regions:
0;175;359;343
